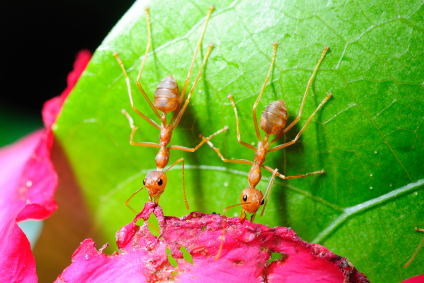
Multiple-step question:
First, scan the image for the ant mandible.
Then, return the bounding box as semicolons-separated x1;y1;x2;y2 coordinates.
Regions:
113;6;228;213
205;43;331;223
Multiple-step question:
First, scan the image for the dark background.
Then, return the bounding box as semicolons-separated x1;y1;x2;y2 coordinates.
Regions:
0;1;135;281
0;0;135;146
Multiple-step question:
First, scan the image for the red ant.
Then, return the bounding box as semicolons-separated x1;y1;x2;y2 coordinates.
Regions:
113;6;228;213
207;43;331;259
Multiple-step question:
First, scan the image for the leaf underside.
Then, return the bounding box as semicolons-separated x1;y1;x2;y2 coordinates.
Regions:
54;0;424;282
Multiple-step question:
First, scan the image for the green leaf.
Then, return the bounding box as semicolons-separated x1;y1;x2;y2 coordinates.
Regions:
54;0;424;281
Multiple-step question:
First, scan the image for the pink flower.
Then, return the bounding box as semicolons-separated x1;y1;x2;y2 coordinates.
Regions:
0;50;91;282
402;275;424;283
55;202;370;283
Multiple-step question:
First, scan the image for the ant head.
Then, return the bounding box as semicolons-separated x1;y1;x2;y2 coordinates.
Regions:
143;171;167;198
240;187;264;214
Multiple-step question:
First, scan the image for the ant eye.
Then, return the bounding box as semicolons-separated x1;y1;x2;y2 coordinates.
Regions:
243;195;247;202
158;179;163;186
261;199;264;205
143;179;146;185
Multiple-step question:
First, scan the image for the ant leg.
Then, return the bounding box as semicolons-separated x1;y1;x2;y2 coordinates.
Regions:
164;158;189;210
260;168;279;217
203;139;254;166
168;126;229;152
228;95;257;150
240;209;247;222
268;93;331;152
404;227;424;268
252;43;278;141
125;185;147;213
113;53;161;130
172;44;214;128
136;8;161;120
170;6;214;124
270;47;329;144
262;165;324;180
122;110;161;148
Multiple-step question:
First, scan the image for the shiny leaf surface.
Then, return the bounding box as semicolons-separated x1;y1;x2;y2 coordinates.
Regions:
54;0;424;282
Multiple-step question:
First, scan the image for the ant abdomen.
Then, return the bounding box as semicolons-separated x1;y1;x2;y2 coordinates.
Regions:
260;99;288;135
154;75;179;113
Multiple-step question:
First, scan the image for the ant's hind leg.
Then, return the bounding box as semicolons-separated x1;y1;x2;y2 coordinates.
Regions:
113;53;161;130
252;43;278;141
172;44;214;128
269;47;329;145
228;95;257;151
268;93;331;152
171;6;215;124
136;7;161;120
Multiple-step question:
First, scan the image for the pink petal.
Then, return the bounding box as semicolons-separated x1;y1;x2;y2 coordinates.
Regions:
402;275;424;283
0;49;91;282
0;130;57;282
42;49;91;129
56;203;369;283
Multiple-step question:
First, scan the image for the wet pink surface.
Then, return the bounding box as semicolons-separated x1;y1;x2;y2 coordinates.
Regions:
0;50;91;282
56;202;369;283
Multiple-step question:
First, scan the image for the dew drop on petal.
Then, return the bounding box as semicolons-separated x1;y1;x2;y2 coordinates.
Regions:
26;180;32;187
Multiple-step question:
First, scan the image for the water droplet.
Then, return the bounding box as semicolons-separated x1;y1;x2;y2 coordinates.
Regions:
370;174;373;177
414;192;418;196
198;90;202;93
370;187;373;190
252;142;255;146
26;180;32;187
233;212;238;217
224;182;228;187
374;151;377;154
